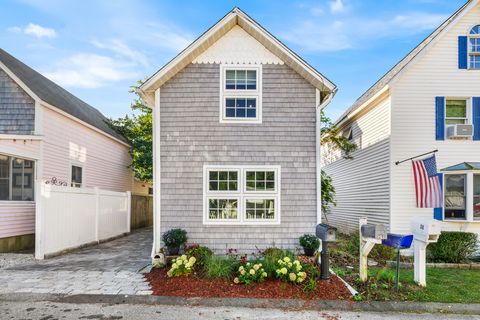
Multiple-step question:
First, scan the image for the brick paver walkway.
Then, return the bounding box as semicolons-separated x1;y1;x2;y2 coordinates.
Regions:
0;228;152;295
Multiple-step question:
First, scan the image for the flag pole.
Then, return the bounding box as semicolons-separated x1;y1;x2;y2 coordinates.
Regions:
394;149;438;166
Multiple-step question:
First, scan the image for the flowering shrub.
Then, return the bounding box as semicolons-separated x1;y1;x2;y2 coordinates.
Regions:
233;262;267;285
185;244;213;268
167;255;196;277
275;256;307;284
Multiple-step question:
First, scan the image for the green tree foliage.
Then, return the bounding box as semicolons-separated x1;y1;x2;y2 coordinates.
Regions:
107;80;152;181
320;110;357;215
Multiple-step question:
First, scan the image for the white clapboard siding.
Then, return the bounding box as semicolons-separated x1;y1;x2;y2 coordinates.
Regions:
41;107;133;192
0;201;35;238
322;96;391;233
389;2;480;235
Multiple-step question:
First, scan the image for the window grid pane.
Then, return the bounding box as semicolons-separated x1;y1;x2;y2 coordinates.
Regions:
246;170;275;191
208;170;238;191
225;69;256;90
225;98;256;119
0;155;9;200
245;199;275;220
208;198;238;220
445;100;467;124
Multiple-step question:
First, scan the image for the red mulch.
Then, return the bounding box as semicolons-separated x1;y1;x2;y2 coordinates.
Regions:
145;268;352;301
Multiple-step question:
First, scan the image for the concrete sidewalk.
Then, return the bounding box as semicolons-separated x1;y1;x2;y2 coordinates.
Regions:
0;228;152;295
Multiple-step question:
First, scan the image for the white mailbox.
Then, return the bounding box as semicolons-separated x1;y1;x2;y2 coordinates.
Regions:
410;217;443;287
411;218;441;243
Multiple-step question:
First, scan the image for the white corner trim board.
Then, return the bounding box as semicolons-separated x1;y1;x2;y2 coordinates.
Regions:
193;26;284;65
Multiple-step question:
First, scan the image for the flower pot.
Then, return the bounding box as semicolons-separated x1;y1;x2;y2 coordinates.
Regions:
303;248;316;257
167;246;180;256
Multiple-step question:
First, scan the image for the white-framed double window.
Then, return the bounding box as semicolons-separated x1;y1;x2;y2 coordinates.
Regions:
443;172;480;221
219;65;262;123
469;25;480;69
203;165;280;225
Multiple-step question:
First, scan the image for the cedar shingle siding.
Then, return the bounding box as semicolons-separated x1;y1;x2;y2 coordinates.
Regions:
159;63;317;253
0;69;35;134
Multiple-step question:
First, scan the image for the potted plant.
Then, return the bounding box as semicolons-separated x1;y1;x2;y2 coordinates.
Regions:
299;234;320;257
162;228;187;255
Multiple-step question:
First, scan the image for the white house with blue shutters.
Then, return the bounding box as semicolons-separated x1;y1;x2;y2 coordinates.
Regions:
321;0;480;238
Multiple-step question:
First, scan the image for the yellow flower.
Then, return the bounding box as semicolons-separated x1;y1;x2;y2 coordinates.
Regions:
283;257;291;263
233;277;240;284
241;269;246;276
281;267;288;275
253;264;260;271
297;277;305;283
293;260;300;265
262;272;267;277
296;265;302;272
239;266;244;272
181;255;187;260
249;269;255;275
177;259;183;265
167;271;173;277
246;262;251;266
189;256;196;264
289;273;297;282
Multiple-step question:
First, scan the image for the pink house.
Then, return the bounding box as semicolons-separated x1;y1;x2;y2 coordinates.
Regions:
0;48;133;252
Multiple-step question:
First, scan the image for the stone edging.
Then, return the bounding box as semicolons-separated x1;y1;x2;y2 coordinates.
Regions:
1;293;479;315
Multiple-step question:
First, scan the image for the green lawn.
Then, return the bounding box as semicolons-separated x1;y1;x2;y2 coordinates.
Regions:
397;267;480;303
363;267;480;303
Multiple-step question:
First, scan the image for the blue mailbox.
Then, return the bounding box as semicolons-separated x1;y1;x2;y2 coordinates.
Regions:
382;234;413;250
381;233;413;290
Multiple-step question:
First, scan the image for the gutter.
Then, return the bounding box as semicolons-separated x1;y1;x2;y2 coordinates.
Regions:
316;90;335;224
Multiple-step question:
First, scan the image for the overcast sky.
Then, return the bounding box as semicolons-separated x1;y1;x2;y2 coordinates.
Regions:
0;0;466;121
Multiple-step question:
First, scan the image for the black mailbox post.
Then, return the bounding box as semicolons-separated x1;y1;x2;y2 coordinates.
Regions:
316;224;337;280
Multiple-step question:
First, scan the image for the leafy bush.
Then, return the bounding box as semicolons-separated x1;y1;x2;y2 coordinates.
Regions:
301;262;320;280
275;256;307;284
427;232;478;263
340;232;395;264
234;262;267;285
375;267;395;284
253;256;277;277
167;255;196;277
203;255;238;279
185;244;213;268
162;228;187;249
299;234;320;250
262;247;286;260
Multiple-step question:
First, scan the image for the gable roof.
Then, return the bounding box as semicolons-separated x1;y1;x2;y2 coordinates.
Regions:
139;7;337;104
335;0;476;126
0;48;126;143
441;162;480;171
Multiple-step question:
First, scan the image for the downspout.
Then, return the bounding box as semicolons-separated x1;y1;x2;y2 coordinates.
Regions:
316;89;335;225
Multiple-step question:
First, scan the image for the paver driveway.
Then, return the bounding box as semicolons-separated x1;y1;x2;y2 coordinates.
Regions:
0;228;152;295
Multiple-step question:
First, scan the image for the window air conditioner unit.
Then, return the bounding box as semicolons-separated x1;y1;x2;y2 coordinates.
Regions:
446;124;473;139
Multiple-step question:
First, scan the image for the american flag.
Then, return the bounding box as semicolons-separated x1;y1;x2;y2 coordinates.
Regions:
412;155;443;208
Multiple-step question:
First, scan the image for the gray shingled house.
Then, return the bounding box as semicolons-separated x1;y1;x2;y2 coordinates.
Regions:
139;8;337;255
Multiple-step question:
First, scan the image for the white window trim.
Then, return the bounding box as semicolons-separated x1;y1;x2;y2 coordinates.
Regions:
442;171;480;222
203;165;281;225
468;25;480;70
444;97;473;139
69;162;85;188
219;64;262;124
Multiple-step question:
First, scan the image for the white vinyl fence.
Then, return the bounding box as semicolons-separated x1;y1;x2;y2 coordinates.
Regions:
35;183;131;259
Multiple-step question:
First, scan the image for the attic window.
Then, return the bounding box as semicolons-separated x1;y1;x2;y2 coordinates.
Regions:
469;25;480;69
220;65;262;123
343;127;353;141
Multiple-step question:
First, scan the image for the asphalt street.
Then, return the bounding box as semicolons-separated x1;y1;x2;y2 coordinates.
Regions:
1;300;478;320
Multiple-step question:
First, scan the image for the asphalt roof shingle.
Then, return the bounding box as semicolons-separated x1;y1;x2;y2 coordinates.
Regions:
0;48;126;142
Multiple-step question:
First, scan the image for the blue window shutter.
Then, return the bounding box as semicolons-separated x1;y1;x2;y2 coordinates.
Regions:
435;96;445;141
434;173;443;221
473;97;480;141
458;36;468;69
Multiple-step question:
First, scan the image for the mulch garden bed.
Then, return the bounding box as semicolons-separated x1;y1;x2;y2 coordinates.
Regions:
145;268;352;300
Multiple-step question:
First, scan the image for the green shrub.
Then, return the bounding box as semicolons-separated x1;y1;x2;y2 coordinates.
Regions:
254;256;277;277
301;262;320;280
262;247;295;260
299;234;320;250
203;255;238;279
167;255;196;277
162;228;187;249
427;231;478;263
275;256;307;283
185;244;213;268
233;262;267;285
